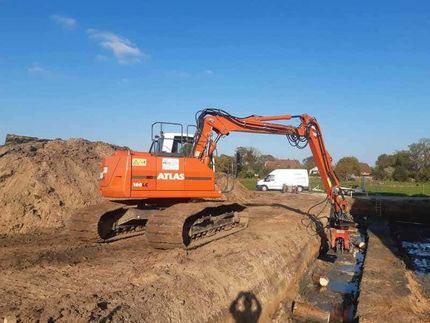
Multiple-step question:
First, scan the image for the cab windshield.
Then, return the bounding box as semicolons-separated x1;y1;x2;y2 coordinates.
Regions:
150;135;194;156
264;174;275;182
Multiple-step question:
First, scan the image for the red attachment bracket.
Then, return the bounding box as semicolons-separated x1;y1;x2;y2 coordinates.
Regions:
329;228;351;251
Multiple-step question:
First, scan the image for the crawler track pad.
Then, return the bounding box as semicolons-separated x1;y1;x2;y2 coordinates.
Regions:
146;202;248;249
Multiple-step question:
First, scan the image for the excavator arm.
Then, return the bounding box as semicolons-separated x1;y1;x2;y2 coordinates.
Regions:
192;109;350;223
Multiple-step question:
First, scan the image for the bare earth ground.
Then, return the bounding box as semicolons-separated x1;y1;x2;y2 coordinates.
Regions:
2;137;430;322
357;217;430;322
0;192;328;322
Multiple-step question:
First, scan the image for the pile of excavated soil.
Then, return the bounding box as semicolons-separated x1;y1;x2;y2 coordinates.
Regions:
0;134;125;235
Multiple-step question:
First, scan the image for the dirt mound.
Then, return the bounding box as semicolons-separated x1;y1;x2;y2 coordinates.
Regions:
0;134;126;235
226;180;256;201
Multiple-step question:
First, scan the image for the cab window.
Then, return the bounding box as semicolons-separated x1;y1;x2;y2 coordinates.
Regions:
264;175;275;182
150;135;193;156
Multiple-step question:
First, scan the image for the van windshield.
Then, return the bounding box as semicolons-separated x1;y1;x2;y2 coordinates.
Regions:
264;175;275;182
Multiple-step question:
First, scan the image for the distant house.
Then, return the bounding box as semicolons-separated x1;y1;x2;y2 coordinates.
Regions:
265;159;301;169
309;166;319;176
359;163;372;176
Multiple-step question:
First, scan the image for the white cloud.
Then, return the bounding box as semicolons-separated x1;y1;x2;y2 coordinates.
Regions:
204;69;214;75
87;29;145;64
51;14;77;30
27;63;49;75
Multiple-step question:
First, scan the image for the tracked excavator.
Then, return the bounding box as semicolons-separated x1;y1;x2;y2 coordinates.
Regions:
68;109;354;250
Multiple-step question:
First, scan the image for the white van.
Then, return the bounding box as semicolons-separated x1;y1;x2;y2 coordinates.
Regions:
256;169;309;192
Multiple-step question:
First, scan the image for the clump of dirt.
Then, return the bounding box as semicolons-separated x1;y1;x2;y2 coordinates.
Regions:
0;134;126;235
224;179;256;201
215;173;256;202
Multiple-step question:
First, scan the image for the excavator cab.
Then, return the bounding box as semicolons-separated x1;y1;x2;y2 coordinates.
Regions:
150;122;195;156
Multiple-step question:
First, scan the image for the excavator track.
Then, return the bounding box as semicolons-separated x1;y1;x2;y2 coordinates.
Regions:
66;201;129;243
67;200;248;249
146;202;249;249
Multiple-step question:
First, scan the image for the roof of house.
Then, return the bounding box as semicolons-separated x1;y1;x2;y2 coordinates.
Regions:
265;159;301;169
359;162;372;174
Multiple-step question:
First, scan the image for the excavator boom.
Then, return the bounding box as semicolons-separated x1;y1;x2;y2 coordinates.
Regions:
192;109;349;222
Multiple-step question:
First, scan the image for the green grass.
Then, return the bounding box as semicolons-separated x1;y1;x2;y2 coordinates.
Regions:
239;177;430;197
239;178;258;190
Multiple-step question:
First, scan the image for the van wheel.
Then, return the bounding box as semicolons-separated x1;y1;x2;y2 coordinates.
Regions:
297;186;303;192
261;185;268;191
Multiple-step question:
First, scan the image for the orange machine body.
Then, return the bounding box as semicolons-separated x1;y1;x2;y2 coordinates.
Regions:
100;109;349;221
100;150;221;199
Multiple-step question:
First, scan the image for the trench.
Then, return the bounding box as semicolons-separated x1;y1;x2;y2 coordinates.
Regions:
390;218;430;276
268;196;430;322
350;196;430;321
359;196;430;292
270;219;367;323
278;196;430;322
290;227;367;322
250;201;368;323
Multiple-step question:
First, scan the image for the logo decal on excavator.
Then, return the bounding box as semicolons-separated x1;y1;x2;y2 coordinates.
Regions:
157;173;185;180
132;158;147;166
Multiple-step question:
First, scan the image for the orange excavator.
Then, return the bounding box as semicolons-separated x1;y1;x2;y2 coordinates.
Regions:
68;109;353;250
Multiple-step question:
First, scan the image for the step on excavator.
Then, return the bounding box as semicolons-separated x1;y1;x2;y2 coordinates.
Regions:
68;109;355;250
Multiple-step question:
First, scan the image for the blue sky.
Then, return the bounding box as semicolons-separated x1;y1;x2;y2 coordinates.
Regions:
1;0;429;165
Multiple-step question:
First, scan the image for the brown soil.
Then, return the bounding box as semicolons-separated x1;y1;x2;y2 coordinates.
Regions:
215;172;256;202
3;135;429;322
0;192;329;322
0;135;126;235
0;135;330;322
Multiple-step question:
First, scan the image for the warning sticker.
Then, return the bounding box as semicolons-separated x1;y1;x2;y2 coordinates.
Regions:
132;158;147;167
162;158;179;170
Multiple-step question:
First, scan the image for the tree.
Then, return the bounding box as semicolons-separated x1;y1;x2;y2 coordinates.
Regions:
335;157;361;181
373;138;430;182
392;165;409;182
214;154;234;174
235;146;266;178
302;156;316;170
393;150;413;181
374;154;396;180
374;152;412;181
376;154;395;169
408;138;430;181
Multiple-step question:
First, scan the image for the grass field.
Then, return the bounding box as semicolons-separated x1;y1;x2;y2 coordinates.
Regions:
239;177;430;197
